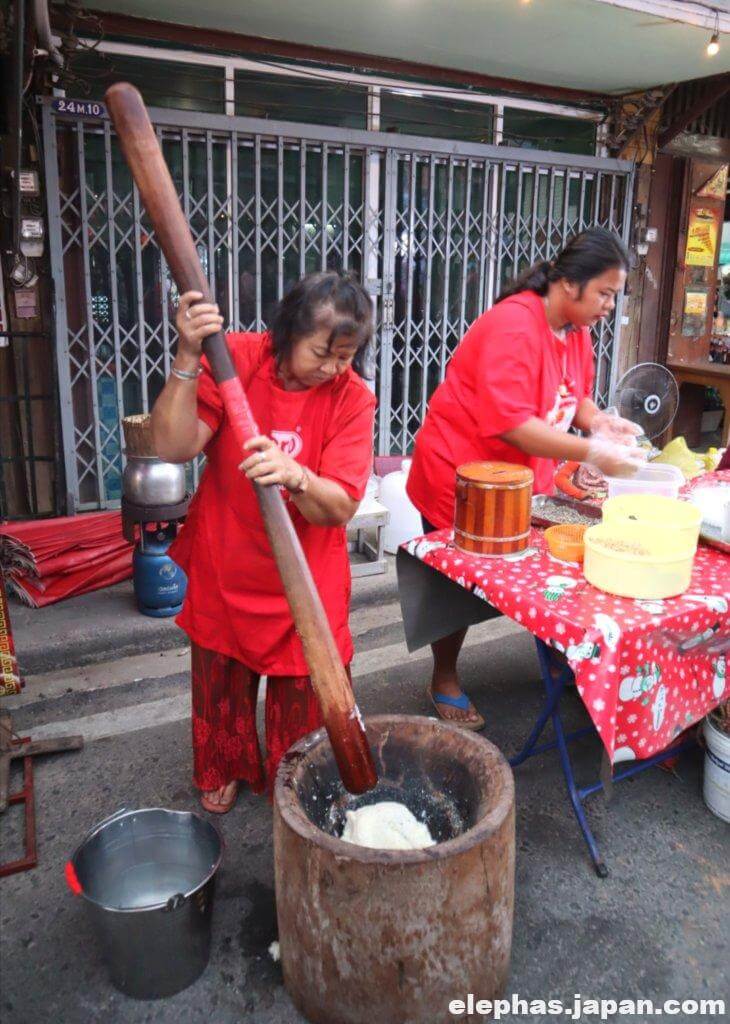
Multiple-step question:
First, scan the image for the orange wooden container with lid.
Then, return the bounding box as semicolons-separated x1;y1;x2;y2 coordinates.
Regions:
454;461;534;556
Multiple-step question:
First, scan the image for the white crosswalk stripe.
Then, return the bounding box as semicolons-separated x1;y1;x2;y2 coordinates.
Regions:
15;616;525;744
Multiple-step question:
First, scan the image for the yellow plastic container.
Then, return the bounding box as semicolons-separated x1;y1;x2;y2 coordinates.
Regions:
602;495;701;553
583;522;695;600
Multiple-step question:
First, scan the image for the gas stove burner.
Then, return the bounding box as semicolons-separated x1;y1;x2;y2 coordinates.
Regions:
121;494;191;543
122;494;191;520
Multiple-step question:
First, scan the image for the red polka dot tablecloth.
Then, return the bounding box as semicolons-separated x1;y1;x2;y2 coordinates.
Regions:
402;472;730;764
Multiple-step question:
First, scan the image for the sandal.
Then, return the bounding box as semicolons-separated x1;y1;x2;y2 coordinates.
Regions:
426;687;485;732
200;781;238;815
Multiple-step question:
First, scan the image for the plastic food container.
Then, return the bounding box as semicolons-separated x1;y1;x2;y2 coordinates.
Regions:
605;463;684;500
583;522;695;600
689;484;730;548
602;494;701;553
544;524;587;563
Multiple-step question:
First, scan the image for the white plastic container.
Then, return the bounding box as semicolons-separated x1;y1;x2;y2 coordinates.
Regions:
379;458;423;554
689;484;730;546
606;463;684;501
703;715;730;823
364;474;380;502
353;475;381;515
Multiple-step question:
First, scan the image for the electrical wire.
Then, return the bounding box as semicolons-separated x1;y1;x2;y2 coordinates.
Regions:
668;1;727;21
51;12;608;152
70;55;462;110
55;61;601;149
23;97;43;175
57;21;605;114
215;49;605;114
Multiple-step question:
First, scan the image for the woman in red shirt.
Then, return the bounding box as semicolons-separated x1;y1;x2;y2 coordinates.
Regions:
406;228;644;729
151;272;376;813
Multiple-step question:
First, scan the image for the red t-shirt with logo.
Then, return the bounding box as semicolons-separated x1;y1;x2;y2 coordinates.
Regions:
406;291;595;528
170;333;376;675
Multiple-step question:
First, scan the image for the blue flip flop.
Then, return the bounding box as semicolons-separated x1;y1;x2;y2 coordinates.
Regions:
427;687;485;731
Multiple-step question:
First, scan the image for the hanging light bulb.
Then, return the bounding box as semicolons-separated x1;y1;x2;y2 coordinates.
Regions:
707;11;720;56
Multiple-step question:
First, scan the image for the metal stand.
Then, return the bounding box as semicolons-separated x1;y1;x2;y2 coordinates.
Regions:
0;712;83;877
121;494;190;543
347;499;389;578
509;639;697;878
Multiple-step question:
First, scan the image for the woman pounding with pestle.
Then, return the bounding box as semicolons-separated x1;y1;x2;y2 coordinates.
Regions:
406;228;646;729
152;271;376;813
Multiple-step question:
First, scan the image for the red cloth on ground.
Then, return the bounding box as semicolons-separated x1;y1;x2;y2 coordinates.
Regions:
406;291;596;528
190;641;324;795
170;332;376;676
0;512;133;607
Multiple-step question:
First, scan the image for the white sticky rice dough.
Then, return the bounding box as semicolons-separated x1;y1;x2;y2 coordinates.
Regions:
340;801;436;850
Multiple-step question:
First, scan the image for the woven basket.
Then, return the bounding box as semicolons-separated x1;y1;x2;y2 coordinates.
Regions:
122;414;156;457
544;524;587;563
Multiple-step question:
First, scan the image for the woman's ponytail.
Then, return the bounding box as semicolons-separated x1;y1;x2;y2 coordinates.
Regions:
497;259;554;301
496;228;630;303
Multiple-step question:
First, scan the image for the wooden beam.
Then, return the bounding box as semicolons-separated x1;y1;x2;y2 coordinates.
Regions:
663;132;730;163
658;74;730;149
610;85;676;157
636;153;684;365
51;9;608;107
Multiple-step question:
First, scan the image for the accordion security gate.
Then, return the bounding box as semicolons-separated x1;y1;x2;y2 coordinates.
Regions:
42;100;634;512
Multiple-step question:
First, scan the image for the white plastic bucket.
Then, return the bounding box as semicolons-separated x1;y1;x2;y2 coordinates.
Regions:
379;459;423;554
703;716;730;823
364;475;379;501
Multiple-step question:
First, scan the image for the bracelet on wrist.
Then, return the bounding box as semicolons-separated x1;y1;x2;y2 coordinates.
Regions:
171;364;202;382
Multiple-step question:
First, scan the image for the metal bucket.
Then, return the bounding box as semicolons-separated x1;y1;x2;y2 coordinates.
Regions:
65;808;222;1000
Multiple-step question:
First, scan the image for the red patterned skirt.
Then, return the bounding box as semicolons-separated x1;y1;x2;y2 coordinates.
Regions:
190;641;324;796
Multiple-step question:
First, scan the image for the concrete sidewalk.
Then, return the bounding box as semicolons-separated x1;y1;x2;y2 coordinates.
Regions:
9;558;400;676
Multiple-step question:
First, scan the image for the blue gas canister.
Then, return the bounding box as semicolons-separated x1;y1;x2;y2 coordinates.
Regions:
133;524;187;617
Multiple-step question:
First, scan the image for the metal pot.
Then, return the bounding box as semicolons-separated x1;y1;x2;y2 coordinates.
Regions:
66;808;222;999
123;454;186;506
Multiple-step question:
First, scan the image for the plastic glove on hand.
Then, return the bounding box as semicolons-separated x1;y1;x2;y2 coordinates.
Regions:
590;409;643;445
585;437;648;478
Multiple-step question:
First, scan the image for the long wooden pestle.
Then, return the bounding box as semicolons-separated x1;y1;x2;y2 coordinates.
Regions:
105;83;377;795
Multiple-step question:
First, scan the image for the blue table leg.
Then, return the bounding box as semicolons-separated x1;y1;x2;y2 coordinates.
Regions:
548;682;609;879
510;639;593;766
510;638;696;879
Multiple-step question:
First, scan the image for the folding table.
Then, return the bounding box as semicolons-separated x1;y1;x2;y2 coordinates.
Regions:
396;491;729;875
